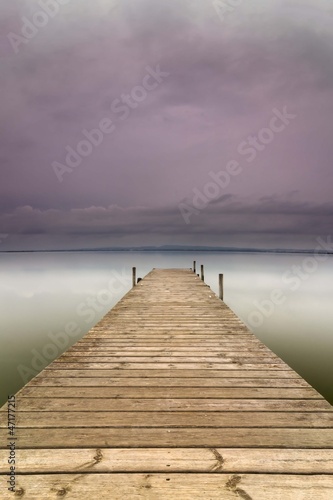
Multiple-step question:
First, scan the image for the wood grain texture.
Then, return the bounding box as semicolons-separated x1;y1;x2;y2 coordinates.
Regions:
2;411;333;428
1;427;333;448
1;268;332;499
1;448;333;473
1;474;333;500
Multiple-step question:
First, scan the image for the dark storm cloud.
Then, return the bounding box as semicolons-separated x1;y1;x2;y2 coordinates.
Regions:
208;196;333;216
1;198;332;249
0;0;333;248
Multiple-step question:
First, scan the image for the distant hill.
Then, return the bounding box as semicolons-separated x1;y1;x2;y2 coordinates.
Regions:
2;245;332;254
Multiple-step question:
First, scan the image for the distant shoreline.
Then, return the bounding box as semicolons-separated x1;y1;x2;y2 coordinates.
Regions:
1;247;332;255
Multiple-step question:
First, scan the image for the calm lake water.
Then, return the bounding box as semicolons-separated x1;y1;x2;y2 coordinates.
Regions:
0;251;332;407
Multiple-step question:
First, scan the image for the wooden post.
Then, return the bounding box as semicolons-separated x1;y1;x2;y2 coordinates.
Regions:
193;261;196;273
201;264;204;281
219;273;224;300
132;267;136;287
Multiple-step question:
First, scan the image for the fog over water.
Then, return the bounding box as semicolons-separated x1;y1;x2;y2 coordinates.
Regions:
0;251;332;407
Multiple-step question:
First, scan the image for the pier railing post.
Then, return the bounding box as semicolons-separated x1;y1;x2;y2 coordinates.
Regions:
201;264;204;281
132;267;136;287
193;261;196;273
219;273;224;300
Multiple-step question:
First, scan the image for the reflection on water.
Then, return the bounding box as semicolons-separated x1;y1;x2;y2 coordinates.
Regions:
0;251;332;406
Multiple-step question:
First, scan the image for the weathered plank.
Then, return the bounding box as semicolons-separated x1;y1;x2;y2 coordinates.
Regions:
1;448;333;474
10;398;331;412
1;427;333;449
39;369;304;378
71;340;268;346
52;356;286;363
28;377;311;388
64;349;276;356
77;337;261;342
3;411;333;428
17;386;320;399
44;362;291;370
2;473;333;500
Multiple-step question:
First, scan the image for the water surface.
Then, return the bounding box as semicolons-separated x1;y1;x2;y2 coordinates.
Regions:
0;251;332;407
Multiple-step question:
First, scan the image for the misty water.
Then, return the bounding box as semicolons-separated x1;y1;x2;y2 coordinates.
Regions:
0;251;332;407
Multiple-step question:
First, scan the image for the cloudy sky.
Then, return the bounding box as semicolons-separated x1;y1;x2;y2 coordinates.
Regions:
1;0;333;250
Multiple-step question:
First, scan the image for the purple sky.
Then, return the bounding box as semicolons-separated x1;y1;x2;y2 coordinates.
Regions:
1;0;333;250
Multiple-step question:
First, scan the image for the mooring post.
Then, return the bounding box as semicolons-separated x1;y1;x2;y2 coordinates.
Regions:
201;264;204;281
219;273;224;300
132;267;136;287
193;261;196;273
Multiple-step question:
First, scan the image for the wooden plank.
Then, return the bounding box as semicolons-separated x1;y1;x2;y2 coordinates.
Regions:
12;398;332;411
39;369;304;379
53;356;286;363
74;340;266;345
73;343;266;348
81;335;260;340
4;411;333;428
17;386;321;399
44;362;291;370
1;427;333;448
69;342;268;347
2;473;333;500
76;340;257;344
28;377;312;388
78;334;259;338
81;333;257;337
65;349;275;356
1;448;333;474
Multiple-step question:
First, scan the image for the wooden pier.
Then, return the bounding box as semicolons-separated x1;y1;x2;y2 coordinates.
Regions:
1;268;333;499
